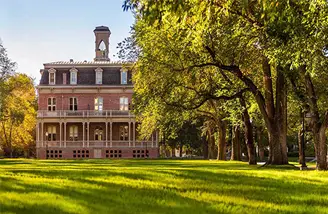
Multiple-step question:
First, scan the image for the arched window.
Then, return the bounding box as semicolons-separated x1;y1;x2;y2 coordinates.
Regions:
99;41;107;57
69;68;78;84
95;126;103;141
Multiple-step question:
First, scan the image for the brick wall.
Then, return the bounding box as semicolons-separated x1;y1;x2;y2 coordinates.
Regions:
38;93;133;111
37;147;159;159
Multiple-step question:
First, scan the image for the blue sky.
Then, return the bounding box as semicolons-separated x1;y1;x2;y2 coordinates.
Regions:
0;0;134;81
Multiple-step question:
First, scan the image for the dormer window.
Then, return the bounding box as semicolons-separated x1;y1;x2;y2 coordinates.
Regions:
121;68;128;85
69;68;78;85
48;68;56;85
95;67;103;84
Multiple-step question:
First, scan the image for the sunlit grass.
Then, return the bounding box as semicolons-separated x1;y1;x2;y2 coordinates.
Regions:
0;159;327;214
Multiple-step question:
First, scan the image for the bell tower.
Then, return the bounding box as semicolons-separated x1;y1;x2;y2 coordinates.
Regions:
94;26;111;61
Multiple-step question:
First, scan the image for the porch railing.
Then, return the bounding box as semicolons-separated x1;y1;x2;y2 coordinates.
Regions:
37;140;156;148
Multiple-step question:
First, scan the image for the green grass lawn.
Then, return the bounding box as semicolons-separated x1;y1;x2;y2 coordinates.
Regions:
0;159;327;214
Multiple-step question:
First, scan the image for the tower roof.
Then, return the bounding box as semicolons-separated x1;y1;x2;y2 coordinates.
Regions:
94;26;110;32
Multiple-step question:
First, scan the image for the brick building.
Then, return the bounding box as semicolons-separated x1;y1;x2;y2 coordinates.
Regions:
36;26;159;159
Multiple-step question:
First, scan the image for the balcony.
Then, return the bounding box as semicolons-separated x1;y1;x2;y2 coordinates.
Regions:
38;140;155;148
37;110;134;118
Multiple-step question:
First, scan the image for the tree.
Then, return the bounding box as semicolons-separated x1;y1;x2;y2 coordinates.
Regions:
0;74;36;157
124;0;328;169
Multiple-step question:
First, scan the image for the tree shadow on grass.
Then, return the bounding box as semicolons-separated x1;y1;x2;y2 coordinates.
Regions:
1;159;328;214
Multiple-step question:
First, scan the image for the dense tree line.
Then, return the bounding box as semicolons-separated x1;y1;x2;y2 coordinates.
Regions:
121;0;328;170
0;41;37;157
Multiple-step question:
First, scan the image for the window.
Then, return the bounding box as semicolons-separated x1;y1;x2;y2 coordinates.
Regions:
121;70;127;84
69;68;78;84
69;126;78;141
48;98;56;111
95;67;103;84
47;126;56;141
119;125;128;141
95;97;103;111
63;73;67;85
95;127;103;141
69;97;77;111
120;97;128;111
48;68;56;85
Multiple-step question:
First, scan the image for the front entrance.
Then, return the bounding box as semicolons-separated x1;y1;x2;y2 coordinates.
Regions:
94;149;102;158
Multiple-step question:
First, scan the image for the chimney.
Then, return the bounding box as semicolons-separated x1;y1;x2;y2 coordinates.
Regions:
94;26;111;61
70;59;74;63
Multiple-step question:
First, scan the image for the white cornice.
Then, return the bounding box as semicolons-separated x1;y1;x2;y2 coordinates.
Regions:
36;85;134;89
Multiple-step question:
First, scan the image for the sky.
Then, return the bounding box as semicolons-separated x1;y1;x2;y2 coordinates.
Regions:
0;0;134;82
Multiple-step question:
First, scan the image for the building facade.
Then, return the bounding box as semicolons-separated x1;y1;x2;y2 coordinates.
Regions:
36;26;159;159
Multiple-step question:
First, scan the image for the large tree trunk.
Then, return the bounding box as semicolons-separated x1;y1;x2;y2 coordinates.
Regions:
231;125;241;161
217;121;226;160
276;67;288;164
240;97;257;165
304;69;328;170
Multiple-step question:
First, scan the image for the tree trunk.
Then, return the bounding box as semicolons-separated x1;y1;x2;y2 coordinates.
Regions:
298;129;303;164
217;121;226;160
202;136;209;159
276;66;288;164
179;144;183;157
208;131;216;159
257;129;265;161
171;145;176;157
231;125;241;161
240;97;257;165
313;125;328;170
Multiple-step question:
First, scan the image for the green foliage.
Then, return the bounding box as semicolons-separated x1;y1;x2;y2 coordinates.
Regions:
1;159;327;214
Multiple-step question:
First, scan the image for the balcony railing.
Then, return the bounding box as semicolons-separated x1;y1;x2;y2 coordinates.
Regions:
37;140;156;148
37;110;134;118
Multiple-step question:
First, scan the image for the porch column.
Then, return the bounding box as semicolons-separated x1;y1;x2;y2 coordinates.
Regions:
59;122;62;147
133;122;136;147
105;122;108;147
41;122;44;147
82;122;85;148
128;122;131;147
36;123;39;147
110;121;112;147
151;133;154;148
64;122;67;148
87;122;90;147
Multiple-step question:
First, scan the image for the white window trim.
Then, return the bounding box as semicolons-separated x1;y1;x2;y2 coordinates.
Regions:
47;125;57;141
120;68;128;85
69;125;78;141
95;67;103;84
69;97;78;111
48;68;56;85
120;97;129;111
95;97;103;111
48;97;56;111
69;67;78;85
